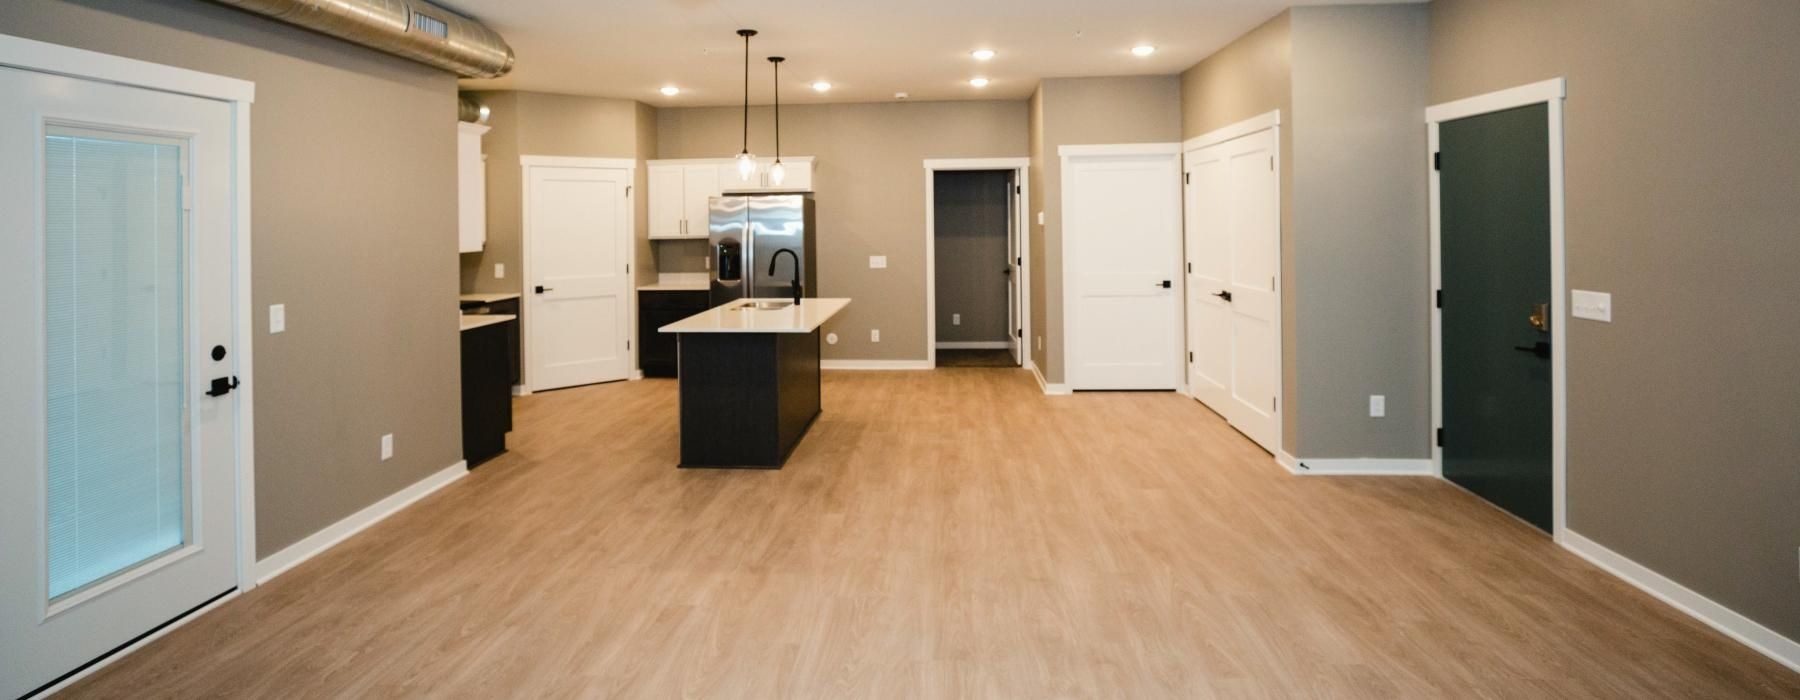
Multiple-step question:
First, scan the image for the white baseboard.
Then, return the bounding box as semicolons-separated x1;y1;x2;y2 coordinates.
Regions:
936;341;1010;349
821;359;933;371
630;370;645;381
511;384;529;397
1291;458;1434;476
1276;450;1301;474
253;460;468;585
1561;530;1800;673
1031;363;1071;396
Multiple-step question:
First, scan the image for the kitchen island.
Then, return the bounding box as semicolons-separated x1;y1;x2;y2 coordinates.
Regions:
659;298;850;468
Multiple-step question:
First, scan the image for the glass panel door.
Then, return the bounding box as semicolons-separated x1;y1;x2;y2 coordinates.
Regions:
43;126;190;600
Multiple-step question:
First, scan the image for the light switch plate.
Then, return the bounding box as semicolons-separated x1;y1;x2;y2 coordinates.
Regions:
269;304;286;334
1369;395;1386;418
1571;290;1612;322
870;329;880;342
1037;211;1045;226
380;433;394;461
494;263;506;279
869;255;887;269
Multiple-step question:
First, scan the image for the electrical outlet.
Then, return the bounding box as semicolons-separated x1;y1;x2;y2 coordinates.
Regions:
380;433;394;461
870;329;880;343
1369;395;1386;418
869;255;887;269
269;304;286;334
826;332;838;345
1571;289;1611;322
952;313;961;326
494;263;506;279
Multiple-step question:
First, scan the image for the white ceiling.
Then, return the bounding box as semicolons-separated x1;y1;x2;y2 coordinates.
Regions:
449;0;1407;106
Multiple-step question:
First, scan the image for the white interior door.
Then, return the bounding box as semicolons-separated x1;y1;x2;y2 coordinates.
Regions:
0;66;240;698
1183;128;1281;452
526;164;631;391
1065;151;1183;390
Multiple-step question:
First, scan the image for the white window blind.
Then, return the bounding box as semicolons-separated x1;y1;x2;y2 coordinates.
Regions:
44;128;188;600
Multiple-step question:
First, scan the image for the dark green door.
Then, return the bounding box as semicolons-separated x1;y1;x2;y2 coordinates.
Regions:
1439;103;1553;532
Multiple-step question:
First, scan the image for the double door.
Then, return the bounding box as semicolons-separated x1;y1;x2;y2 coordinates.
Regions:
0;64;242;698
648;163;720;239
1184;128;1281;453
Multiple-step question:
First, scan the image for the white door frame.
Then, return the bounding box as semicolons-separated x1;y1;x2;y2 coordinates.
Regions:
1181;110;1283;455
0;32;256;693
1426;78;1568;540
1058;142;1184;391
518;155;638;392
922;157;1031;369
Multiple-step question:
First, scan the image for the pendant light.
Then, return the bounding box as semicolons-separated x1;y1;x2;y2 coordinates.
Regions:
734;29;759;180
766;56;786;186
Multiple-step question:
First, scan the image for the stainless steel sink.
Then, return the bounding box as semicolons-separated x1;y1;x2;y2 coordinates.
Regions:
737;300;793;310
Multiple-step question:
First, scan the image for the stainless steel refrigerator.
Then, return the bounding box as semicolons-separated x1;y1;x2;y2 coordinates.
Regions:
709;194;818;306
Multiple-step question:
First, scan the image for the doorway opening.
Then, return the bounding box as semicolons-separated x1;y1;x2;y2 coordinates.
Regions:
923;158;1030;370
1427;79;1568;538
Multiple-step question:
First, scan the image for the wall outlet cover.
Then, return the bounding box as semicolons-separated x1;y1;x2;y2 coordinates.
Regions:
1571;289;1612;322
826;332;838;345
952;313;961;325
1369;395;1386;418
869;255;887;269
269;304;286;334
494;263;506;279
870;329;880;342
380;433;394;461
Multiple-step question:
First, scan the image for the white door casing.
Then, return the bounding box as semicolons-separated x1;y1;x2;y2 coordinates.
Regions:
1184;125;1281;452
0;64;241;699
522;159;633;391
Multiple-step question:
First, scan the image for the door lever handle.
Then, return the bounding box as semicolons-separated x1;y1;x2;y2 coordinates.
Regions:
1512;341;1551;359
205;376;240;397
534;285;553;294
1156;280;1172;289
1211;290;1233;302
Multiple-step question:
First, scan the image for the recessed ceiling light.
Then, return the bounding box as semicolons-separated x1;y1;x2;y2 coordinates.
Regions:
660;85;680;96
971;48;996;61
811;81;832;92
969;77;990;88
1131;44;1156;57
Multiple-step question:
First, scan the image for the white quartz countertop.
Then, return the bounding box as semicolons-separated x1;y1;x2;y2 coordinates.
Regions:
460;313;517;332
460;292;521;303
636;282;711;292
660;298;849;334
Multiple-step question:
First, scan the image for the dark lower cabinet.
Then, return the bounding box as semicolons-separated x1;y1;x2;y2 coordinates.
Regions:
639;290;711;378
461;319;514;468
676;329;822;469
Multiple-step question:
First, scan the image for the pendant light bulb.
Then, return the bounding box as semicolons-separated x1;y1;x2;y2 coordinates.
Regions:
736;152;758;179
769;160;786;186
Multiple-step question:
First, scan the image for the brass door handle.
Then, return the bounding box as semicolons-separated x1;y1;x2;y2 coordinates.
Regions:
1529;302;1549;332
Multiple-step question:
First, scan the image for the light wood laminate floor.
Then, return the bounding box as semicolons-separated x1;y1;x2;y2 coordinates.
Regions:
70;370;1799;698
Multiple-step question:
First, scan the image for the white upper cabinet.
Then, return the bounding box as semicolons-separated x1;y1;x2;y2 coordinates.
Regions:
650;158;812;239
457;122;490;253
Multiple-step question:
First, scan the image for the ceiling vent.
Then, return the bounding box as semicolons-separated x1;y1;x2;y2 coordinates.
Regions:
206;0;514;79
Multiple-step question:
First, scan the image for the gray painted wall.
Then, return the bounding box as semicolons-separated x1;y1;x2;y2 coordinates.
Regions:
655;101;1030;362
1432;0;1800;643
1289;5;1431;458
0;0;464;555
934;170;1013;344
1032;76;1184;384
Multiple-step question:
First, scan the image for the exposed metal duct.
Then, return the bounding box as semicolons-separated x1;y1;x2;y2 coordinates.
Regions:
207;0;514;78
458;95;490;123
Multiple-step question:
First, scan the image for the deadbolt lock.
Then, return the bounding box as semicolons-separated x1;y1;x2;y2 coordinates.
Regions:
1529;302;1550;333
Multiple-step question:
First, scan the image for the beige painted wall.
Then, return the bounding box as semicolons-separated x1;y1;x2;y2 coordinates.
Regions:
1034;75;1184;383
1180;11;1297;452
459;91;655;294
1288;5;1430;458
1;0;464;554
1028;87;1048;373
655;101;1029;361
1432;0;1800;642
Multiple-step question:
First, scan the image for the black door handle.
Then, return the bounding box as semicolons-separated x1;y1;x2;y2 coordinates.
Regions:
205;376;240;397
534;285;553;294
1211;290;1233;302
1156;280;1172;289
1001;267;1012;275
1512;341;1551;359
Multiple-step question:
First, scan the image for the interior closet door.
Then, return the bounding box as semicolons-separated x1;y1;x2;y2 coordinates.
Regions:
1183;128;1281;453
1065;150;1183;390
525;164;632;391
0;65;241;699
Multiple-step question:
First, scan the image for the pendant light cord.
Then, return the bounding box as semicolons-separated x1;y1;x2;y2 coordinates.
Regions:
772;58;782;162
740;30;752;155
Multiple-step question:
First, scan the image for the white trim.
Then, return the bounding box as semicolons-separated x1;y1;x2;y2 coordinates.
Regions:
922;157;1031;371
647;156;813;166
1182;109;1281;152
1427;80;1569;540
1291;458;1434;476
253;461;467;585
231;101;257;593
1030;363;1071;396
1425;78;1565;124
936;341;1010;350
821;360;932;371
0;34;255;103
1561;530;1800;673
26;588;244;698
519;155;636;169
518;156;638;392
923;157;1029;170
1275;450;1301;474
1056;142;1181;158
